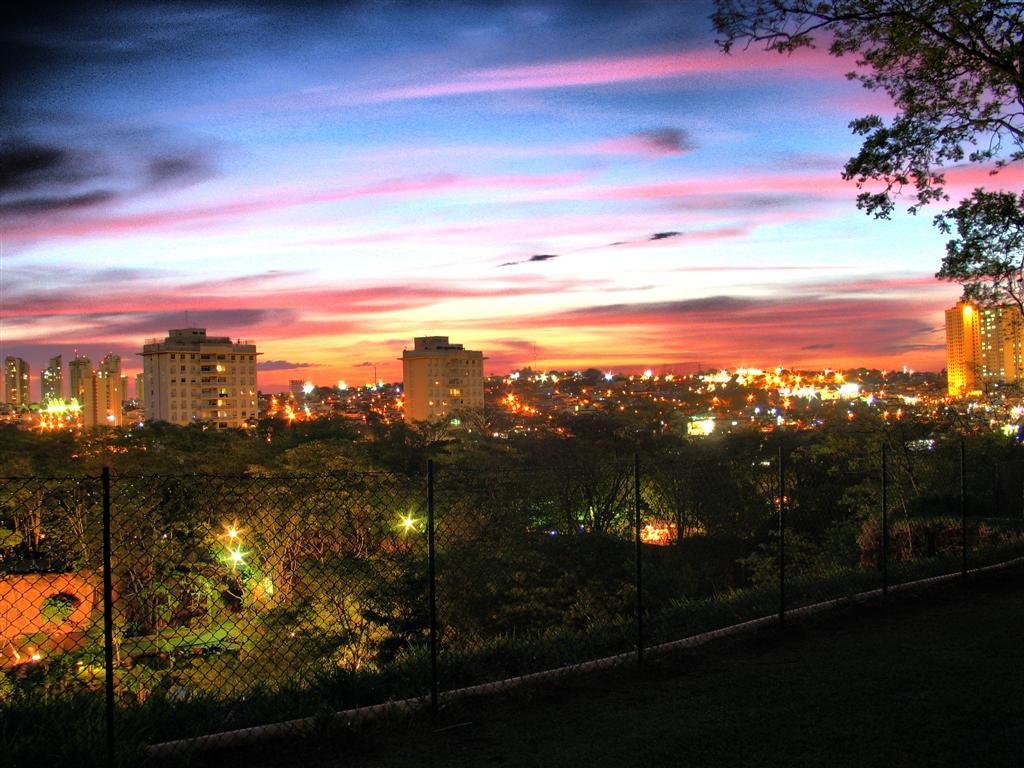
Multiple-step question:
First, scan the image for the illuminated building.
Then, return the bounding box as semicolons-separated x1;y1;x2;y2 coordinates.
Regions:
401;336;484;421
68;355;91;401
41;355;63;402
135;373;145;404
946;301;1024;396
4;357;30;407
80;370;123;428
945;302;982;396
140;328;259;428
979;305;1024;386
98;353;121;382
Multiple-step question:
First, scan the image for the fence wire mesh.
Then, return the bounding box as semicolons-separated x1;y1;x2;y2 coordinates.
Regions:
0;476;107;767
433;463;637;691
109;471;428;756
2;439;1023;766
642;452;779;646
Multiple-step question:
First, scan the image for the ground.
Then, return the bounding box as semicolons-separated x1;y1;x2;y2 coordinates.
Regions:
189;567;1024;768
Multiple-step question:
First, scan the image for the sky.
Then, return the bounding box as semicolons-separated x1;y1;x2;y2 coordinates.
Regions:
3;0;1014;397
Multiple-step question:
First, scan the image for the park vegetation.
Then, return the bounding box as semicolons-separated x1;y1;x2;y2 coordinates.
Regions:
1;409;1023;763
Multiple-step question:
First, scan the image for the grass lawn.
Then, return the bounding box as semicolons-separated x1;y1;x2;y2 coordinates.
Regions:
190;567;1024;768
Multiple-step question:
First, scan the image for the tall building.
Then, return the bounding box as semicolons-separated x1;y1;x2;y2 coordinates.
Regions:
41;355;64;403
80;370;123;428
135;373;145;405
140;328;259;428
401;336;484;421
68;355;92;402
4;357;30;407
979;305;1024;385
98;353;121;380
945;301;1024;396
946;301;981;396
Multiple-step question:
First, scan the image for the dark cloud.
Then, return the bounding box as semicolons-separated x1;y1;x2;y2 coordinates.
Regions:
672;194;815;212
2;265;173;306
0;189;117;216
95;308;291;337
0;141;96;192
258;360;313;371
566;296;755;318
0;142;67;191
634;128;695;155
649;231;681;241
499;253;560;267
0;3;262;99
489;338;539;353
801;343;835;350
146;150;215;188
0;137;217;225
891;343;945;352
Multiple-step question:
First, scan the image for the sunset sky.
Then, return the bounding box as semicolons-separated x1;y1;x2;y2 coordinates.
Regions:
3;1;1016;397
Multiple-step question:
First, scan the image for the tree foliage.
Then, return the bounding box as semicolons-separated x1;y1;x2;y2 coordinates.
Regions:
937;189;1024;310
712;0;1024;303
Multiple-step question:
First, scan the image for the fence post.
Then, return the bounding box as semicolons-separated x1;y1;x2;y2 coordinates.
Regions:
881;443;889;597
427;460;438;714
102;467;115;768
634;452;643;666
960;438;968;579
778;446;786;629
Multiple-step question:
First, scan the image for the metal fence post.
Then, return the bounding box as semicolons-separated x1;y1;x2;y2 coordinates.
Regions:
960;438;968;579
634;452;643;666
778;446;786;629
881;443;889;597
102;467;115;768
427;460;439;714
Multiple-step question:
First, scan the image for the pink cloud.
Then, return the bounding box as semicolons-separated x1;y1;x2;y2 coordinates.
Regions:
370;46;851;102
5;170;589;242
5;275;615;320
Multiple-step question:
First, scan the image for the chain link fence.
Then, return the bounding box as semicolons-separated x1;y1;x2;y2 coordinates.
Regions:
2;439;1024;766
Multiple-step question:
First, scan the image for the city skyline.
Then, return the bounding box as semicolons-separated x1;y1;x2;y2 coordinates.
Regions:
5;1;1017;395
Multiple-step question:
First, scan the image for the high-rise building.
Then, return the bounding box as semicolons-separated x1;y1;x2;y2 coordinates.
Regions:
41;355;64;403
98;353;121;381
4;357;30;407
401;336;484;421
946;301;982;396
80;370;123;428
140;328;259;428
80;353;125;428
979;305;1024;385
69;355;92;402
945;301;1024;396
135;373;145;405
